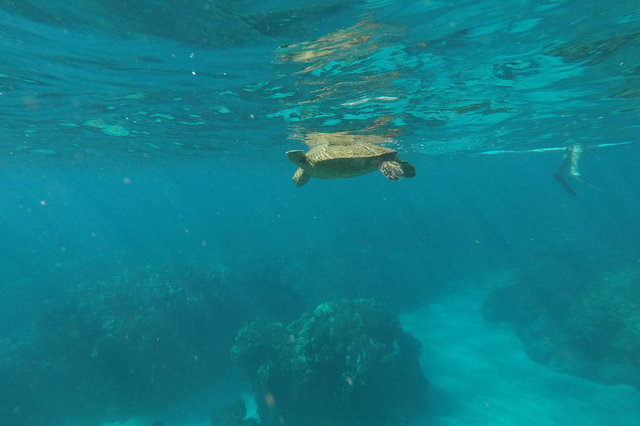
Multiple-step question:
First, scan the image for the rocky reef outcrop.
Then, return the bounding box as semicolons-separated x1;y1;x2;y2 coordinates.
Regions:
483;264;640;389
210;399;258;426
0;265;249;426
232;299;428;426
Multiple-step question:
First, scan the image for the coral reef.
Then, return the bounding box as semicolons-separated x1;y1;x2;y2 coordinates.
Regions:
210;399;257;426
0;264;251;425
0;256;434;426
483;263;640;389
232;299;428;426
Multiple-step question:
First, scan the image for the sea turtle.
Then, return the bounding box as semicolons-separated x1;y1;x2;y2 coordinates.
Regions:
286;143;416;187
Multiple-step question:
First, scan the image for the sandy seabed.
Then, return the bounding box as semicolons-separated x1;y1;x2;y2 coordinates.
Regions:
403;290;640;426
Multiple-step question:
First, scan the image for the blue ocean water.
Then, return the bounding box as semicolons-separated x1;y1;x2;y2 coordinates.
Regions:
1;1;639;425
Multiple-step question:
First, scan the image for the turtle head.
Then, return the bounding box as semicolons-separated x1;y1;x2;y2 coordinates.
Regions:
399;160;416;178
286;150;308;167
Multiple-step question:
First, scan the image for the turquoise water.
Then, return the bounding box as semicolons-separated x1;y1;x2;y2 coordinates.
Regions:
0;1;639;425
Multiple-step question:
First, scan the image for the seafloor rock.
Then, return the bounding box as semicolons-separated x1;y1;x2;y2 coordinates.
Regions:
232;299;428;426
0;264;250;425
210;399;258;426
483;264;640;389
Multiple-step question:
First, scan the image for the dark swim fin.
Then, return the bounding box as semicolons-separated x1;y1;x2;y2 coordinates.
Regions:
573;175;605;192
553;171;576;195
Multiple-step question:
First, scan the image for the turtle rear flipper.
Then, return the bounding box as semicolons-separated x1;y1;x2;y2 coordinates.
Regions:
286;150;308;167
292;168;311;187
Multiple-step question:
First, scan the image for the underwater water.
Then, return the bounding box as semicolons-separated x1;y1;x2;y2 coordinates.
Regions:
1;0;640;425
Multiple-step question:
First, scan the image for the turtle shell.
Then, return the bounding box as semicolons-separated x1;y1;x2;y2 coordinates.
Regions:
305;143;398;179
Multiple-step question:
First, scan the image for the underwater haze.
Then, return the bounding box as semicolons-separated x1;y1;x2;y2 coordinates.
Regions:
1;1;640;425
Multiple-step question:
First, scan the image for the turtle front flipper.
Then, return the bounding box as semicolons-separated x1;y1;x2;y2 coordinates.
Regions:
379;161;403;180
379;160;416;180
292;168;311;186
